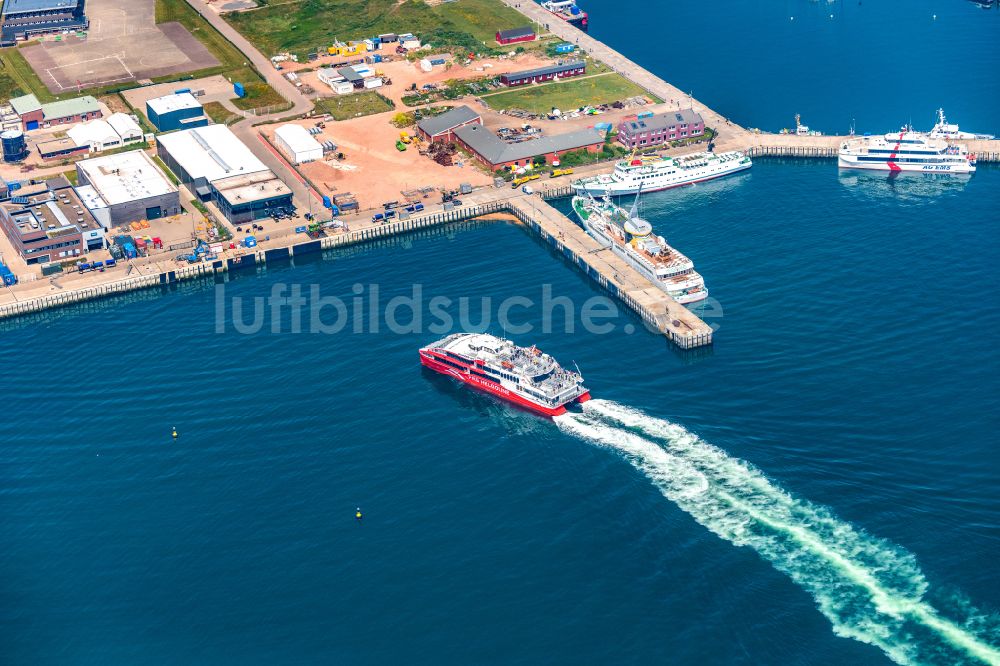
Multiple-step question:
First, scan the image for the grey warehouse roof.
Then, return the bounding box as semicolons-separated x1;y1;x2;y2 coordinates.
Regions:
497;26;535;39
504;60;585;80
2;0;78;15
417;105;481;137
621;109;704;134
454;124;604;164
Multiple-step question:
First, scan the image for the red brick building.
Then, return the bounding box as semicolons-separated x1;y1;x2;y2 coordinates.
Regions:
416;105;483;143
496;26;536;45
499;61;585;87
617;109;705;149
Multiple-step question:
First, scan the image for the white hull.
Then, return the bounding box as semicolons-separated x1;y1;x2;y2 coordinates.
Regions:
581;216;708;304
837;156;976;173
574;152;751;196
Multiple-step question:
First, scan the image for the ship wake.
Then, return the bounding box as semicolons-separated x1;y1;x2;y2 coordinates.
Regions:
553;400;1000;666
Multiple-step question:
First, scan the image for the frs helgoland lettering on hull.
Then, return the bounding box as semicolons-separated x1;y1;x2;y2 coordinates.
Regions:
420;333;590;417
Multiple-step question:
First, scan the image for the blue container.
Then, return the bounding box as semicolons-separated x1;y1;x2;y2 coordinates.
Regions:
245;235;257;248
0;261;17;286
234;82;246;98
123;243;137;259
555;43;575;53
330;205;340;216
322;195;332;209
372;54;382;63
174;88;191;94
104;259;117;268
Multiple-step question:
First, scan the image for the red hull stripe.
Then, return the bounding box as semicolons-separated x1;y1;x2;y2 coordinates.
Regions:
420;351;582;417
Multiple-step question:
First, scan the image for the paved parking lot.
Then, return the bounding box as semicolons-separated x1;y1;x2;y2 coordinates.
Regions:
20;0;218;93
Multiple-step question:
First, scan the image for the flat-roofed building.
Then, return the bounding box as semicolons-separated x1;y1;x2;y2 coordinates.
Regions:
75;149;180;226
0;0;88;46
211;171;293;224
155;125;292;223
146;92;208;132
273;124;323;164
35;136;88;161
0;177;102;264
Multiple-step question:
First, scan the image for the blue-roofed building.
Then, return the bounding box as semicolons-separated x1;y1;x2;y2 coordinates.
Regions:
145;92;208;132
0;0;88;46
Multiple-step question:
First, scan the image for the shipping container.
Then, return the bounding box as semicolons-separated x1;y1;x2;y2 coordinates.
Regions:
234;82;246;98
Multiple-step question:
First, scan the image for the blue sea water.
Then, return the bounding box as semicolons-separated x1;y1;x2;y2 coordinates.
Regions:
2;3;1000;665
583;0;1000;135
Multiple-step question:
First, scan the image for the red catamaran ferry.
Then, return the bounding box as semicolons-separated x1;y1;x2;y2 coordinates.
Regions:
419;333;590;417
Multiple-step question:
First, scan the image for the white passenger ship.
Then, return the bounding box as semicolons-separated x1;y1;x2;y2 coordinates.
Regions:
928;108;994;140
571;190;707;304
572;150;751;196
838;127;977;173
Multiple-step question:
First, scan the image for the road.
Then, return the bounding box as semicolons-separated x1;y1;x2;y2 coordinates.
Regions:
499;0;753;150
183;0;318;207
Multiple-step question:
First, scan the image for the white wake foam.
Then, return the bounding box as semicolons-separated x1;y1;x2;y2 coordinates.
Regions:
554;400;1000;665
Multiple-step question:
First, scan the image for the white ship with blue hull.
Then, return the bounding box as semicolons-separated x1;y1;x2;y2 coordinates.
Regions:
572;150;751;197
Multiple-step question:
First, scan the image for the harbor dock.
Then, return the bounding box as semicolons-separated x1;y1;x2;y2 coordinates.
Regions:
0;188;714;349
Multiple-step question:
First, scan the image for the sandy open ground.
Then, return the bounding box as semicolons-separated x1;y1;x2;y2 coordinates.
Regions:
259;112;493;211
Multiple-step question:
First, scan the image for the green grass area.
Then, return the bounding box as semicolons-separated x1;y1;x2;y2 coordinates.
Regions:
314;91;394;121
62;170;79;185
190;198;209;215
152;155;181;185
0;0;288;107
154;0;287;110
224;0;528;59
481;73;658;114
202;101;241;125
0;47;58;102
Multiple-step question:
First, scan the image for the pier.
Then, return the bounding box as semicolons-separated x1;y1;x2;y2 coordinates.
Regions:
0;191;714;349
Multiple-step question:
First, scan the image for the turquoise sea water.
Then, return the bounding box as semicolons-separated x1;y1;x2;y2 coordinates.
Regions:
2;2;1000;664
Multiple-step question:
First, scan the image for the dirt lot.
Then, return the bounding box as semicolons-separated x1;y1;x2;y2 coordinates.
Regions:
258;112;493;211
290;49;555;106
20;0;218;93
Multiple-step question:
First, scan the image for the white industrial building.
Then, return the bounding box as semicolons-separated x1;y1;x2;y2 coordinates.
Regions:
318;68;354;94
274;124;323;164
106;112;144;144
67;119;122;153
75;149;181;226
155;125;293;224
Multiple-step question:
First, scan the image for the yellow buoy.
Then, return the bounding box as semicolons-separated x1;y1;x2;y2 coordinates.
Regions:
172;427;178;439
355;507;363;520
